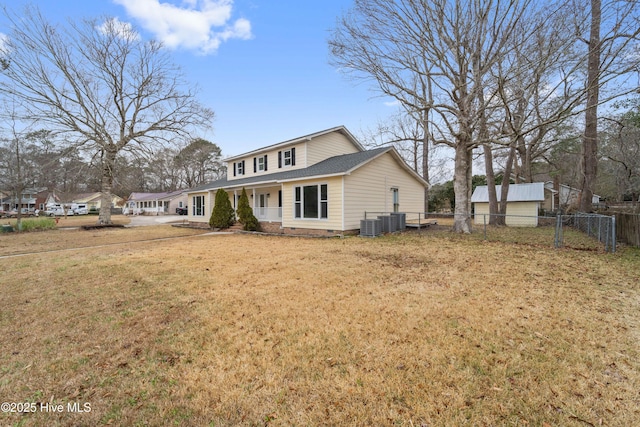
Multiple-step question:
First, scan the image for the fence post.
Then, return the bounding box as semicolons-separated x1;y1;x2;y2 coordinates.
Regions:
554;214;562;248
611;215;616;253
483;214;487;240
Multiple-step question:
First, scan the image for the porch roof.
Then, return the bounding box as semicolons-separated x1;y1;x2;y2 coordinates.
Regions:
190;147;423;193
129;190;185;202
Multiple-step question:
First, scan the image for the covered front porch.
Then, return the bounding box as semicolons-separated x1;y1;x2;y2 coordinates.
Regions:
229;185;283;223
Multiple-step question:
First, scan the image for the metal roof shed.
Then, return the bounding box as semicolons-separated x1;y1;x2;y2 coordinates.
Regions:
471;183;545;226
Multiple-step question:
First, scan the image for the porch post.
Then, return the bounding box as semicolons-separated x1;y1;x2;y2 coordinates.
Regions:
233;189;238;219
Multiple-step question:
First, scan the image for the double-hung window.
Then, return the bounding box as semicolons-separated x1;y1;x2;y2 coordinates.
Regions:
254;155;268;173
294;184;328;219
278;148;296;168
192;195;204;216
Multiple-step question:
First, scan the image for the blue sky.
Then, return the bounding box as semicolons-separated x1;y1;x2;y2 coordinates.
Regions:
7;0;395;157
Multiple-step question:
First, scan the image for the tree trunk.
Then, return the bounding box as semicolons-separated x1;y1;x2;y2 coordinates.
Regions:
580;0;601;213
99;149;117;224
453;143;472;233
422;114;430;213
483;144;499;225
497;142;517;225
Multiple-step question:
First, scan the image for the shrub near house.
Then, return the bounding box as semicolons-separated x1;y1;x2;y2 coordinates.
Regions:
209;189;235;229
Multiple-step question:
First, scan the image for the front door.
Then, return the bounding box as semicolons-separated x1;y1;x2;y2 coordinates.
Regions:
258;193;267;218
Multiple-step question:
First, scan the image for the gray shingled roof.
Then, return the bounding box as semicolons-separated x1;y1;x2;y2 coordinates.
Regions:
189;147;392;192
471;183;545;203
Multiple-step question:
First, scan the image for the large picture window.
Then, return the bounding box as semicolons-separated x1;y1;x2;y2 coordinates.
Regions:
294;184;328;219
192;195;204;216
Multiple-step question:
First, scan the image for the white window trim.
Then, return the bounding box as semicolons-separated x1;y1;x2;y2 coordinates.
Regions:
293;183;328;220
283;149;292;167
258;156;266;172
192;195;205;216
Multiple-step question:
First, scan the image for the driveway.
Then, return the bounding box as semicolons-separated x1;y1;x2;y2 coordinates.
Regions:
127;214;189;227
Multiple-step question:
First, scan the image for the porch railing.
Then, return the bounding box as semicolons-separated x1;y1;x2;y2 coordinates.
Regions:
252;206;282;222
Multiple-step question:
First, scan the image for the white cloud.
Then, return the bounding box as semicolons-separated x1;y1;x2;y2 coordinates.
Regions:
112;0;252;54
384;99;400;107
98;18;141;40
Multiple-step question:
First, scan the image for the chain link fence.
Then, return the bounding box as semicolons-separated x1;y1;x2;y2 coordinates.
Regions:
555;212;616;252
364;211;617;252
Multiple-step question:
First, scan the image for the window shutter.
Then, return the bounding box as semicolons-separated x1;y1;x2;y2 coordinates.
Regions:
291;147;296;166
242;160;245;175
264;155;268;171
253;157;257;173
233;162;236;177
278;151;282;168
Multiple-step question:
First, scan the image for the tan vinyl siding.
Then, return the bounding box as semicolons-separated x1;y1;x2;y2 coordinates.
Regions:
306;132;361;166
344;153;425;230
473;203;491;224
505;202;539;226
473;202;539;226
282;177;343;230
227;143;307;181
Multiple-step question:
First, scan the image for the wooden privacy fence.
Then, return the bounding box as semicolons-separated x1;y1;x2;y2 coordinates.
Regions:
614;212;640;248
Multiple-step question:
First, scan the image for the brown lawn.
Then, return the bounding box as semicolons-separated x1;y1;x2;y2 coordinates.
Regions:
0;227;639;426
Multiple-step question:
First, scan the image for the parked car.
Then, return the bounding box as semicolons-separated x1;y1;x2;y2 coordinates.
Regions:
176;206;188;215
45;207;72;216
73;205;89;215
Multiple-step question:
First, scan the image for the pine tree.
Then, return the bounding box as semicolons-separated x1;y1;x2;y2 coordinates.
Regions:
209;189;235;229
237;187;261;231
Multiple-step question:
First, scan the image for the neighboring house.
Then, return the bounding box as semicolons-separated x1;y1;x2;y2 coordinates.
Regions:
543;181;601;212
186;126;429;235
73;192;124;211
471;182;546;227
127;190;187;215
35;190;60;211
0;188;46;212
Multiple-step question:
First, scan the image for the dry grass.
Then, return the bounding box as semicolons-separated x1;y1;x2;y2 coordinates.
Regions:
0;223;206;257
1;228;639;426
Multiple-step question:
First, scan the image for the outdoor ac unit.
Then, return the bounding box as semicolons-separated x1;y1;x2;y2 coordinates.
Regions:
378;215;398;233
391;212;406;230
360;219;382;237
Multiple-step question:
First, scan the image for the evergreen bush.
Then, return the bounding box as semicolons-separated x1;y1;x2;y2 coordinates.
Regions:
237;187;261;231
209;189;236;229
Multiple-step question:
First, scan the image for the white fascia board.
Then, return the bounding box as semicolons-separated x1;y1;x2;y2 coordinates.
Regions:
276;172;347;184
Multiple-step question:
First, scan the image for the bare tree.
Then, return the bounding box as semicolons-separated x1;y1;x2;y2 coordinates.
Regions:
600;102;640;205
0;107;38;230
174;138;225;188
576;0;639;212
330;0;535;233
0;5;214;223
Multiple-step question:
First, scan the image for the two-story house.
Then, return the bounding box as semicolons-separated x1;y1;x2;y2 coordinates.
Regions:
185;126;429;235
